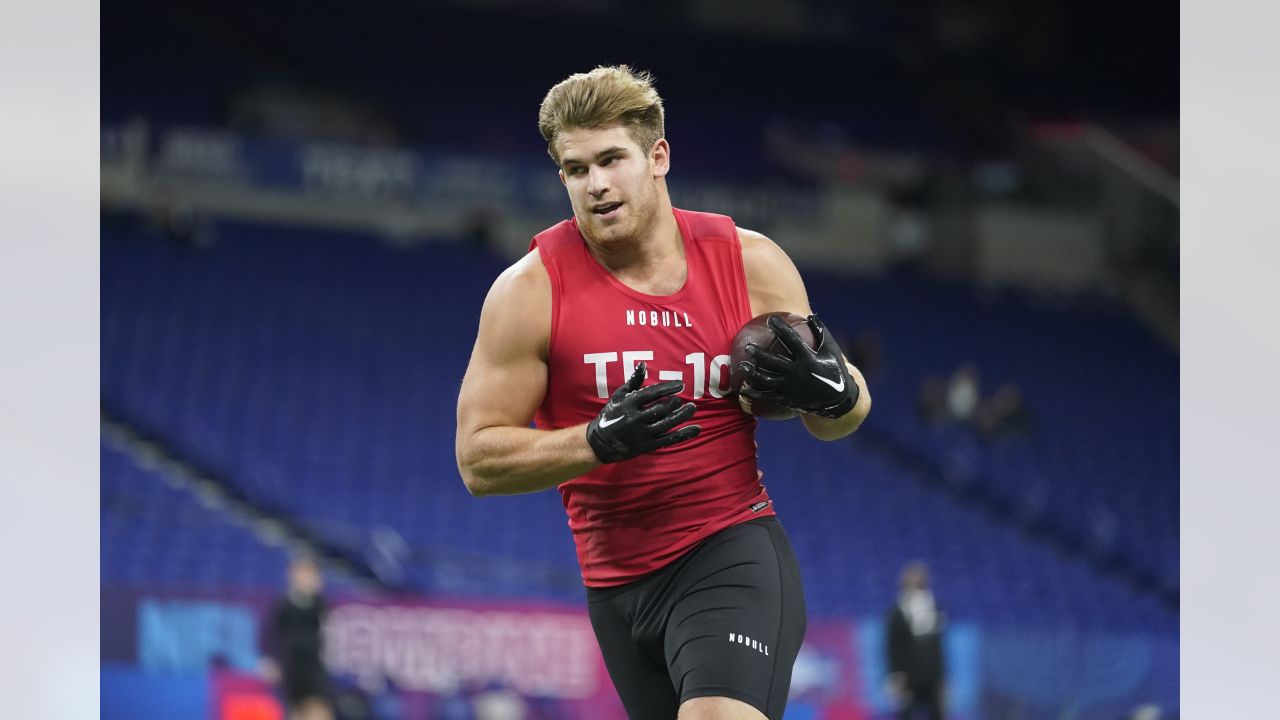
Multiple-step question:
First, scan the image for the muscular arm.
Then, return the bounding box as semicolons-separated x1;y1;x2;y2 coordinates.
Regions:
455;251;600;496
739;227;872;441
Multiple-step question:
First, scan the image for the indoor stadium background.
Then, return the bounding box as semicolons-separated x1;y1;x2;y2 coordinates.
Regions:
100;1;1179;718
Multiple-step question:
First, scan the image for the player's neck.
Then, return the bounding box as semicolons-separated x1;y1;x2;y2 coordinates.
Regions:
590;209;686;296
590;198;681;273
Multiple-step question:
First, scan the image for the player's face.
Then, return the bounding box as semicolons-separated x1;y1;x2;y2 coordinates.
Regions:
557;123;666;247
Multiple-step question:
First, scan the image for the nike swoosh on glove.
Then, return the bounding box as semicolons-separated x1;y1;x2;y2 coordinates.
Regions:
737;314;860;419
587;362;701;463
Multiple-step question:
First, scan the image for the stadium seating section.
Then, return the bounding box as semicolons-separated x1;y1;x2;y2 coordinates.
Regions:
101;215;1176;633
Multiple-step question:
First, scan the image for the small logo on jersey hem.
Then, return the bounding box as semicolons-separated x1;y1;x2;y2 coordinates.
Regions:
729;633;769;656
749;501;771;513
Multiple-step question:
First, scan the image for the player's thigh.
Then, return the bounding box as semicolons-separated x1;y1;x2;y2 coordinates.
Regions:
678;695;768;719
664;518;806;720
588;594;680;719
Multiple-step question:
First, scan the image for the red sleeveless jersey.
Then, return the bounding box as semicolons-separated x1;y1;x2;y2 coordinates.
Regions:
530;207;776;587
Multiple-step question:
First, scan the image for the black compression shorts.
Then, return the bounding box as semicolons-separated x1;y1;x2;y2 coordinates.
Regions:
586;517;807;719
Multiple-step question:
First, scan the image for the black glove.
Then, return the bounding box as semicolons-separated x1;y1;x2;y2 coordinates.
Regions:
587;362;701;463
738;314;860;419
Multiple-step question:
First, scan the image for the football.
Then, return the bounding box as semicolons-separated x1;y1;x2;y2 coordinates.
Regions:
728;312;816;420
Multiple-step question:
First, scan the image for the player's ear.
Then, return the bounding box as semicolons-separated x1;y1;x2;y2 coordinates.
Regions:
558;168;566;186
650;138;670;179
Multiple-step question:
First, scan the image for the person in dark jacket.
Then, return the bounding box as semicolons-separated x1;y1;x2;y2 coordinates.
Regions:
885;561;946;720
262;555;333;720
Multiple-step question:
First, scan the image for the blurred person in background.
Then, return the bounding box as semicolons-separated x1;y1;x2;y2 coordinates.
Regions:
917;363;978;426
455;65;872;720
885;562;947;720
943;363;981;425
262;555;334;720
973;381;1031;442
917;362;1030;442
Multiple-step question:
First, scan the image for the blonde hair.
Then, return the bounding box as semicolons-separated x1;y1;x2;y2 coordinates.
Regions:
538;65;666;164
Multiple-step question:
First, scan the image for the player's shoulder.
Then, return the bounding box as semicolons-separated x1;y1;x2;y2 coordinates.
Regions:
488;248;550;303
736;225;808;315
736;225;772;249
736;226;794;270
478;249;552;355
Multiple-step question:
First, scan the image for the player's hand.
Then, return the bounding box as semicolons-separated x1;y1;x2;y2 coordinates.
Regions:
587;362;701;463
258;658;281;684
737;314;859;419
886;672;907;704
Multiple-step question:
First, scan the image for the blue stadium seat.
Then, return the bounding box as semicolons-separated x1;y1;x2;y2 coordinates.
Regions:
102;215;1176;632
